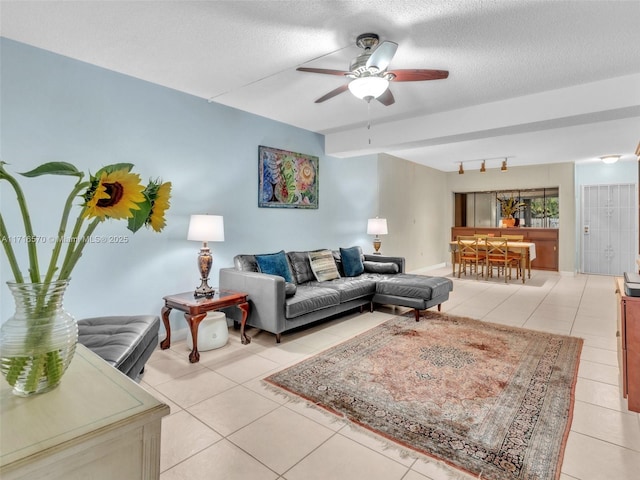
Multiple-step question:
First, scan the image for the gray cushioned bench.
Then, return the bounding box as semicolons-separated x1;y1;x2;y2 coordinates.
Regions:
373;274;453;321
77;315;160;381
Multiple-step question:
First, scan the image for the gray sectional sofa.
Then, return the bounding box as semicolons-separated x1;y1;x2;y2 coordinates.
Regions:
219;246;453;343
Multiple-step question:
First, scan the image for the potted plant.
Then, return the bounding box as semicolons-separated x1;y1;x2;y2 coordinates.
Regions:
498;194;526;227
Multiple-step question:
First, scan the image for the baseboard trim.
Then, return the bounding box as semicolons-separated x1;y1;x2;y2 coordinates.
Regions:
408;263;447;275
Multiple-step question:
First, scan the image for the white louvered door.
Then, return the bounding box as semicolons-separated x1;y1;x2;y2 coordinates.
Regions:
582;184;636;275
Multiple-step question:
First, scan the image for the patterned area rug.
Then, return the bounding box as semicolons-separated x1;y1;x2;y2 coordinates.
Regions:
265;311;583;480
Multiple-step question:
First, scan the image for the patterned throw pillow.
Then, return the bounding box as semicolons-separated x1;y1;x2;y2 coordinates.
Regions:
308;249;340;282
255;250;293;283
340;246;364;277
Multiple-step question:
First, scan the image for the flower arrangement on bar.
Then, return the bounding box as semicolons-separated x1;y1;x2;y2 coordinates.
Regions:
0;161;171;396
498;194;526;218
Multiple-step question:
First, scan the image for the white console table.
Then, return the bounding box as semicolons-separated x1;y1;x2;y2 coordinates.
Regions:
0;344;169;479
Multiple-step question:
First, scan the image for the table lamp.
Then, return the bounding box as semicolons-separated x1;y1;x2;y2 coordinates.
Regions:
367;218;388;255
187;214;224;297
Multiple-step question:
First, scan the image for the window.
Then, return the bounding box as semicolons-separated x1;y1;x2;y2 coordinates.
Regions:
454;188;559;228
522;188;559;228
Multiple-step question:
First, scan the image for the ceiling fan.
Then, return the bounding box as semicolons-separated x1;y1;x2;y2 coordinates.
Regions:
297;33;449;106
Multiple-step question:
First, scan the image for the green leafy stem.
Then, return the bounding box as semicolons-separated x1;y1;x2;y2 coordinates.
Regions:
0;161;88;393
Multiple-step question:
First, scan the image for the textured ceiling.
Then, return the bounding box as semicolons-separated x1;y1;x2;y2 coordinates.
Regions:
1;0;639;171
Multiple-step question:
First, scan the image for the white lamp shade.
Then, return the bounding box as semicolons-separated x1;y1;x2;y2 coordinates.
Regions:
187;214;225;242
348;76;389;99
367;218;388;235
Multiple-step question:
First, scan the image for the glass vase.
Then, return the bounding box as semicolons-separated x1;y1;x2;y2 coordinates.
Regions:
1;280;78;396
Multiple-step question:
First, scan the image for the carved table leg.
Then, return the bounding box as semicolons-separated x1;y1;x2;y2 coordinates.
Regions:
237;302;251;345
185;312;207;363
160;305;172;350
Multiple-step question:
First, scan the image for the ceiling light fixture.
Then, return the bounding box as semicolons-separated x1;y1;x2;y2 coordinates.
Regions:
458;162;464;175
501;158;508;172
348;76;389;101
600;155;621;164
480;160;486;173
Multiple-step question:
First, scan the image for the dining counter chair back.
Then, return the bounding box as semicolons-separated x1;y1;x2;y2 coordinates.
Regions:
453;236;475;276
486;238;518;283
501;234;524;241
500;235;524;278
457;237;486;280
473;233;495;240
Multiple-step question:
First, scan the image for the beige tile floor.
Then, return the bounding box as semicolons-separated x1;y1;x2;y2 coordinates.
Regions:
142;268;640;479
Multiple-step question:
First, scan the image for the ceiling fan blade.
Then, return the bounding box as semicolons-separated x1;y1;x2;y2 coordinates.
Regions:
366;41;398;71
389;69;449;82
376;88;395;106
297;67;350;76
314;84;349;103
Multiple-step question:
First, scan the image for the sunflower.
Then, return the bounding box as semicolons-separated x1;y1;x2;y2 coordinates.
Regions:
83;167;146;220
147;181;172;232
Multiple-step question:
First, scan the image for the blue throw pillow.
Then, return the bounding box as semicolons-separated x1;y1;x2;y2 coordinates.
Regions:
255;250;293;283
340;246;364;277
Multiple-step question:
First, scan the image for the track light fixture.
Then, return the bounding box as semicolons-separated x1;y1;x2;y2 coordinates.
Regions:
457;157;512;173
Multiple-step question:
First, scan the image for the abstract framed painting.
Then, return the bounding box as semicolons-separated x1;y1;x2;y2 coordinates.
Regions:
258;145;318;209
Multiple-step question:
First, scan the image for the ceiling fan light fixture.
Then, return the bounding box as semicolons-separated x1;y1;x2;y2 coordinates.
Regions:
600;155;621;164
501;159;508;172
348;76;389;100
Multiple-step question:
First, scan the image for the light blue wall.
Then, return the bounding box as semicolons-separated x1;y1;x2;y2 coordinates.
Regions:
575;160;637;186
0;38;378;332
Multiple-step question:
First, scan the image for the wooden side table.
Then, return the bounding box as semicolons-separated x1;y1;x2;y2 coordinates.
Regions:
161;289;250;363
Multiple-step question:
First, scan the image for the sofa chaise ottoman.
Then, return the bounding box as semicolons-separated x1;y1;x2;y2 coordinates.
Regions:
374;274;454;321
77;315;160;381
220;246;452;343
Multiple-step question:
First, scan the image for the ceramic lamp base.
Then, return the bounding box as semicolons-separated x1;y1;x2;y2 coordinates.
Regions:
194;247;214;298
373;238;382;255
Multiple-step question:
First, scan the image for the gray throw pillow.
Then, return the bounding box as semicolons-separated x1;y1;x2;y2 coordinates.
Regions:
287;251;315;284
363;261;399;274
285;282;297;297
234;254;258;272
